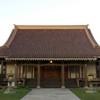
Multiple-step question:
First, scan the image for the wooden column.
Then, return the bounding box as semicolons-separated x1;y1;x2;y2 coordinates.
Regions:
79;66;82;78
81;66;84;86
84;64;88;87
14;64;18;87
37;63;40;88
68;66;69;78
22;66;24;78
19;66;21;81
61;63;65;88
70;67;71;78
33;66;34;78
81;66;83;78
99;60;100;82
0;60;3;86
31;66;33;78
79;66;80;78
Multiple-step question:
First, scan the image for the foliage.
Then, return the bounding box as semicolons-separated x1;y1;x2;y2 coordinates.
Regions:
17;82;30;89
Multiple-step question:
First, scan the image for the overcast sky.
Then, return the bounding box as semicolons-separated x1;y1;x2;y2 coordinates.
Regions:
0;0;100;46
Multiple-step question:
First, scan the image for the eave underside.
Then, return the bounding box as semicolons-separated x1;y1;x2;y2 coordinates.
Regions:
5;57;97;61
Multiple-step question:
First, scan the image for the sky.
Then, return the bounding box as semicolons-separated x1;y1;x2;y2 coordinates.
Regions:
0;0;100;46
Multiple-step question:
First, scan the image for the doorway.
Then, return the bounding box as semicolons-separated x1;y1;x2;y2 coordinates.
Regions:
41;66;61;78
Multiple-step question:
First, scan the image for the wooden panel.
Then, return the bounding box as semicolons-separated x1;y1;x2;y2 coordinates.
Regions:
34;66;64;78
41;66;60;78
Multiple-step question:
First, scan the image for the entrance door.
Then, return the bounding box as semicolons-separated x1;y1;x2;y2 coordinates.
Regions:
42;66;61;78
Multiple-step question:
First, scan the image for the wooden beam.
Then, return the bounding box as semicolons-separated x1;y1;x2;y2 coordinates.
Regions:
18;63;84;67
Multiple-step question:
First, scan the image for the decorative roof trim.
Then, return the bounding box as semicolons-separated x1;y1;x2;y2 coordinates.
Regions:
6;57;97;61
85;28;99;48
0;46;8;49
94;46;100;49
4;28;18;47
0;56;7;58
14;24;89;29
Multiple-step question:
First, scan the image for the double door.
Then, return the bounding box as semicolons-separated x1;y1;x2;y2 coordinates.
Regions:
35;66;61;78
42;66;61;78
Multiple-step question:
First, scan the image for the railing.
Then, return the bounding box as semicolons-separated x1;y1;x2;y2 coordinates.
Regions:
16;73;26;86
96;73;99;78
92;78;100;87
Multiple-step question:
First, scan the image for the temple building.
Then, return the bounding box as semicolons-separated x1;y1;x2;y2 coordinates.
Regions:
0;25;100;88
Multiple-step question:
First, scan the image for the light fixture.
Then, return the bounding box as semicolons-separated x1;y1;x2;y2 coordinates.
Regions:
88;73;93;81
50;60;53;63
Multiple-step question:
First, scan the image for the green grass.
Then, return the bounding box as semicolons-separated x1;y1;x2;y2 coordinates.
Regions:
0;88;31;100
1;87;100;100
70;88;100;100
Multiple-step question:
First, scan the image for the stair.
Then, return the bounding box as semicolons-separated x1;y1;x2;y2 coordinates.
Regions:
25;78;79;88
65;78;78;88
41;78;61;88
25;78;37;88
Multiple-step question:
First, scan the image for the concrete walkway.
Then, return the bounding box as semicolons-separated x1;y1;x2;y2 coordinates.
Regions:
20;88;81;100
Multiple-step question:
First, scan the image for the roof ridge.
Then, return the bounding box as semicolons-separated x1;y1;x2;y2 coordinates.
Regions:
14;24;89;29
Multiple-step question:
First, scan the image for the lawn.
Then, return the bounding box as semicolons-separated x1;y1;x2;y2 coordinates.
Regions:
0;88;31;100
70;88;100;100
1;88;100;100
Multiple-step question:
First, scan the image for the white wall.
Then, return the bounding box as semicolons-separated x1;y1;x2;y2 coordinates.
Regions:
6;62;35;78
87;61;96;78
6;63;15;74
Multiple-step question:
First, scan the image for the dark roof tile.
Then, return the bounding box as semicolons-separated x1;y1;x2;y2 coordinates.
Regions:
0;26;100;59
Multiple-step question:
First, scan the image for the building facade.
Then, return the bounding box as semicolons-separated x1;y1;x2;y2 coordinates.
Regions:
0;25;100;88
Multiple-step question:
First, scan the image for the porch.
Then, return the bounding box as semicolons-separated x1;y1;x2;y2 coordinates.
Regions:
15;63;87;88
1;60;100;88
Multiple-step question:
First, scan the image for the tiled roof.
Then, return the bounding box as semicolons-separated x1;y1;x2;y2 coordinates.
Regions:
0;25;100;60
